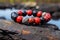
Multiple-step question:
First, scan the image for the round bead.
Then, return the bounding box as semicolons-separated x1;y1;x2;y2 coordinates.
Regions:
28;18;34;24
22;10;26;16
11;12;18;21
17;10;26;16
26;10;32;16
16;16;23;23
37;11;42;17
34;17;41;24
22;16;29;24
17;10;22;16
40;17;46;24
43;13;51;22
32;10;37;17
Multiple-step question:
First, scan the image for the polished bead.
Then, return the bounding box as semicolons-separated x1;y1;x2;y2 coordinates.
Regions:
26;10;32;16
37;11;42;17
34;17;41;24
16;16;23;23
11;12;18;21
32;10;37;17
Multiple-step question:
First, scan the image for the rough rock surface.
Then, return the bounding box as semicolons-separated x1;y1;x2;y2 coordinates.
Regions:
0;19;60;40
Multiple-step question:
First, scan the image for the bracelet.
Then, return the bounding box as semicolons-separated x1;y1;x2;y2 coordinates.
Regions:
11;9;51;25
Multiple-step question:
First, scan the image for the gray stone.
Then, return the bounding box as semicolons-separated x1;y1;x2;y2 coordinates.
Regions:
0;19;60;40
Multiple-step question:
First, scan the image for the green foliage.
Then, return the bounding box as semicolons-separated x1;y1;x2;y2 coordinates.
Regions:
10;0;14;4
0;0;60;4
22;0;35;2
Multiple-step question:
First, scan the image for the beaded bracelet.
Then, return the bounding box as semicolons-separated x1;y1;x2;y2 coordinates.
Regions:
11;9;51;25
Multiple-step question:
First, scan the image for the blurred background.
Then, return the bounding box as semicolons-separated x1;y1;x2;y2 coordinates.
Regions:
0;0;60;9
0;0;60;5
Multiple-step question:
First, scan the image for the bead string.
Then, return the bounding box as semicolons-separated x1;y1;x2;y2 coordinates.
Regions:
11;9;51;25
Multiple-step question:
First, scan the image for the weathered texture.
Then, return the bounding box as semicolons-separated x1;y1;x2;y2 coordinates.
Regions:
0;19;60;40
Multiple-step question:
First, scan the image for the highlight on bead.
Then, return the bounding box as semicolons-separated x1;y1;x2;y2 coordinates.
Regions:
37;11;42;17
11;12;18;21
22;16;29;24
43;13;51;22
16;16;23;23
17;10;22;16
34;17;41;24
33;10;37;17
17;10;27;16
26;10;32;16
42;12;47;17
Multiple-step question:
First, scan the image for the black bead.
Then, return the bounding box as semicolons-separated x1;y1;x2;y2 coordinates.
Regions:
22;10;26;16
40;17;46;25
11;12;18;22
32;10;37;17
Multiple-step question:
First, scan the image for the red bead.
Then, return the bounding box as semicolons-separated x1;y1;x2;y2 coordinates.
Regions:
16;16;23;23
17;10;22;16
44;13;51;21
26;10;32;16
28;18;34;24
34;17;41;24
37;11;42;17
